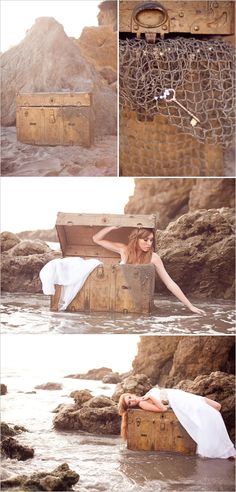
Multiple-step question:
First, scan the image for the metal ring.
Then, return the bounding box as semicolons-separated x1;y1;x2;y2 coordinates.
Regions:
132;2;168;28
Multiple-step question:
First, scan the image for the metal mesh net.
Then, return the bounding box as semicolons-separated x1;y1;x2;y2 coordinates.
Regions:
119;37;235;147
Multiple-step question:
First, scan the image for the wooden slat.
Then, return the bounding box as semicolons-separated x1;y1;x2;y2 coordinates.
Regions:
16;92;91;107
56;212;157;228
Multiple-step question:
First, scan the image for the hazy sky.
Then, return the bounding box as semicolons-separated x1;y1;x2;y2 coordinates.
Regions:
1;0;101;53
1;177;135;232
2;334;140;374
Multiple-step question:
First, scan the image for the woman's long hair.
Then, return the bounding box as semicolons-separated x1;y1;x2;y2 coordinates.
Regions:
125;228;154;264
118;393;134;440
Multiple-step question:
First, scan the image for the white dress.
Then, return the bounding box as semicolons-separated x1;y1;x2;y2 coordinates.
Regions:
39;257;102;311
145;387;235;459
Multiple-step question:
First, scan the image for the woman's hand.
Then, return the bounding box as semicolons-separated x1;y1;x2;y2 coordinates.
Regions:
189;305;206;316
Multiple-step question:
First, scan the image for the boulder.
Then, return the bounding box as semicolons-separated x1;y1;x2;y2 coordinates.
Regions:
1;232;20;252
65;367;113;380
112;374;152;401
0;384;7;395
1;17;116;137
54;404;120;435
102;372;121;384
34;382;62;390
83;396;116;408
156;208;235;299
8;239;51;256
132;336;235;386
1;241;61;292
53;395;120;435
0;463;79;491
70;389;93;407
1;422;28;438
1;437;34;460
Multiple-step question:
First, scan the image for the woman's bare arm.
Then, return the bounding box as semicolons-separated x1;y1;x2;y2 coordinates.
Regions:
92;226;125;254
151;253;205;315
139;399;168;413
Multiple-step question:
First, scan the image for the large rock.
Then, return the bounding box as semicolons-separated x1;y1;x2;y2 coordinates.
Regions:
1;17;116;137
1;437;34;461
7;239;51;256
1;232;21;252
0;463;79;491
189;179;235;210
125;178;235;229
176;371;235;440
76;26;117;84
156;208;235;299
132;336;235;386
1;423;28;437
34;382;62;390
53;395;120;435
70;389;93;407
0;384;7;395
1;234;61;292
65;367;113;380
112;374;152;401
98;0;117;30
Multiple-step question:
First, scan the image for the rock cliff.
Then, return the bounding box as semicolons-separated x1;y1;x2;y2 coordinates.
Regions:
155;208;235;299
132;336;235;386
125;178;235;229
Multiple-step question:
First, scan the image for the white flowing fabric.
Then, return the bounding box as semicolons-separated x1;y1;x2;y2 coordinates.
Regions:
146;387;235;459
39;257;102;311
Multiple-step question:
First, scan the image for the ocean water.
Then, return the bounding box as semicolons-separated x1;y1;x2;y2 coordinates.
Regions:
1;366;235;492
1;293;235;335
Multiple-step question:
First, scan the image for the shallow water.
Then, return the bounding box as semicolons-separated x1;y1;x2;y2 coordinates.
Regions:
1;375;235;492
1;293;235;335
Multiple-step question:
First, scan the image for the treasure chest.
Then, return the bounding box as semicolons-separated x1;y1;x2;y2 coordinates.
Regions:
119;1;235;40
16;92;94;147
51;212;157;314
127;409;196;455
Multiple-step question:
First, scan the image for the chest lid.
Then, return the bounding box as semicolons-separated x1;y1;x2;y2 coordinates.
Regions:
16;92;92;108
56;212;157;262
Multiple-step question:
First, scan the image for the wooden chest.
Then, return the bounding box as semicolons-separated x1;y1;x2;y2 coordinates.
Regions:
16;92;93;147
127;409;196;455
51;212;156;314
119;1;235;38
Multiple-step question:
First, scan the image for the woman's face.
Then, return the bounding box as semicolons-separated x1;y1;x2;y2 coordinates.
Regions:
138;233;154;253
124;394;139;408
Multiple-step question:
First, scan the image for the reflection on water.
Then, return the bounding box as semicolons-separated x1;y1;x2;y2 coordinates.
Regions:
1;293;235;335
1;378;235;492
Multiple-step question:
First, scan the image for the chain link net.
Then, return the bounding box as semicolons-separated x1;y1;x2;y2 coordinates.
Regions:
119;37;235;148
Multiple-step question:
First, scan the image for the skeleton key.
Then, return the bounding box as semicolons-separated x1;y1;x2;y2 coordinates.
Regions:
156;88;200;126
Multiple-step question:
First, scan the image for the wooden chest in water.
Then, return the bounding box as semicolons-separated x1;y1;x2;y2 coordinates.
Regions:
16;92;93;147
127;409;196;455
51;212;157;314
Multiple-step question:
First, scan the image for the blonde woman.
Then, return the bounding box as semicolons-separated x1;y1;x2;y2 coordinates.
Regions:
93;226;205;315
118;386;236;459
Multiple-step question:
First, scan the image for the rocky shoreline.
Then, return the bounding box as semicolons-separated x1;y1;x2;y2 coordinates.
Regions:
1;205;235;299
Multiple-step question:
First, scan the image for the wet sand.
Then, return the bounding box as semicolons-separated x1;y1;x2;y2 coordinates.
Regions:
1;127;117;176
1;293;235;335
